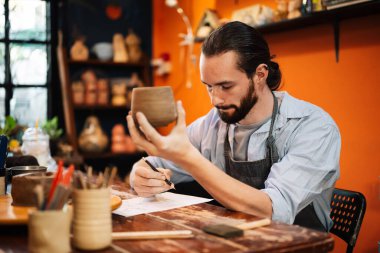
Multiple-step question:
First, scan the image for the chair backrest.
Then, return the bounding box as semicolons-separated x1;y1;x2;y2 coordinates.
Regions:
330;188;366;253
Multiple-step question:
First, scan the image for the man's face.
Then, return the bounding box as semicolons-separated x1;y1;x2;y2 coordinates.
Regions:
200;51;257;124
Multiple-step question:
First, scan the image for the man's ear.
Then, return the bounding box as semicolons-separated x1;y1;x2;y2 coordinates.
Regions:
255;64;269;81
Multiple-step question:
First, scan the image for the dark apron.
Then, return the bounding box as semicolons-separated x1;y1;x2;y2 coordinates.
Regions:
224;92;326;232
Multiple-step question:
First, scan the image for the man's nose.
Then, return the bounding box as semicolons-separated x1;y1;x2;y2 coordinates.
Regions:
210;90;224;107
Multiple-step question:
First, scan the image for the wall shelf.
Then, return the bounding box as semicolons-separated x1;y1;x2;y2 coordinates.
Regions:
73;105;129;110
256;1;380;35
196;1;380;62
82;151;145;160
257;1;380;62
69;58;147;68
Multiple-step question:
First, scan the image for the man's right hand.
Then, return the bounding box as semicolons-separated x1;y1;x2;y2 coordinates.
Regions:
129;160;173;197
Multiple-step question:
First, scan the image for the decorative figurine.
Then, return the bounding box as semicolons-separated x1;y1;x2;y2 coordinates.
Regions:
72;80;85;105
97;78;109;105
125;29;142;63
78;116;109;153
287;0;302;19
70;37;89;61
111;81;127;106
113;33;128;63
111;124;127;153
82;70;97;105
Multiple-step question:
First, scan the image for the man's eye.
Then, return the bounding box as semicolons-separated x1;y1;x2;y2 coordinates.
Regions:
221;85;232;90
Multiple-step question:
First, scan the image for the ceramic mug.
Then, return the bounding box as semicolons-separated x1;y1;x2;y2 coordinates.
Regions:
131;86;177;127
28;210;71;253
72;188;112;250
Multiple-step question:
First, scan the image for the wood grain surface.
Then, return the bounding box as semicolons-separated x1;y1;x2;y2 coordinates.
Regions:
0;182;334;252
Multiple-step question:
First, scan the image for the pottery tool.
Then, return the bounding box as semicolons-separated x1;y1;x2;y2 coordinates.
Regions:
33;184;44;210
112;230;193;240
142;157;175;189
107;166;117;187
46;164;74;210
202;218;271;238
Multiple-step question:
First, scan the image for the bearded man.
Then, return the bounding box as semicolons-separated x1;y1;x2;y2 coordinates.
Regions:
126;21;341;232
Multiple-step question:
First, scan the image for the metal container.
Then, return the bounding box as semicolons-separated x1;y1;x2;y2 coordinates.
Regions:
7;166;47;181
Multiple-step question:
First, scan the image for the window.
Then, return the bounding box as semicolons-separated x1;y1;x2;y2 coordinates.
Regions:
0;0;51;127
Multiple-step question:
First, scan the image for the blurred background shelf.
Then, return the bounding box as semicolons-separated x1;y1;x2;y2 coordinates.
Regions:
257;1;380;34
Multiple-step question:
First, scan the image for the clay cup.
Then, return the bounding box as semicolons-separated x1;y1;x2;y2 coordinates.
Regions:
131;86;177;127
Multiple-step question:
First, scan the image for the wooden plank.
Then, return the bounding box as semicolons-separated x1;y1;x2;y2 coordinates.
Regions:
56;31;78;152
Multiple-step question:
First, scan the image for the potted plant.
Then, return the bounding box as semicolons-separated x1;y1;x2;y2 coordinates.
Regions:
0;115;22;154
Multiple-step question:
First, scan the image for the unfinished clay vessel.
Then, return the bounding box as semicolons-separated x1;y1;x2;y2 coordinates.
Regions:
131;86;177;127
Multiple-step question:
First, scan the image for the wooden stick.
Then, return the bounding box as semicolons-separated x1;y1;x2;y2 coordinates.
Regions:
235;218;271;230
107;166;117;187
112;230;194;240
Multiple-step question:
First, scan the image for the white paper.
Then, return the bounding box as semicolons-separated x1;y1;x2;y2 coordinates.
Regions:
112;192;213;217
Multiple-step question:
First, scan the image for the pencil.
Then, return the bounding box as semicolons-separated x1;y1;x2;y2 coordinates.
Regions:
142;157;175;189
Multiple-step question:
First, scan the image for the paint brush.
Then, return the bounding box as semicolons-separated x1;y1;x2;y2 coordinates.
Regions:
202;218;271;238
142;157;175;190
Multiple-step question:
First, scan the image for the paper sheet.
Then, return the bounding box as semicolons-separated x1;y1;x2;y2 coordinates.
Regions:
112;192;213;217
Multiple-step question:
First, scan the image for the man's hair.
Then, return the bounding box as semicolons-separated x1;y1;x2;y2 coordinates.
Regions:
202;21;282;90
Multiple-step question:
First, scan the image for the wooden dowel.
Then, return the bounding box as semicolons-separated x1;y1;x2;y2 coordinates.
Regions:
112;230;194;240
235;218;271;230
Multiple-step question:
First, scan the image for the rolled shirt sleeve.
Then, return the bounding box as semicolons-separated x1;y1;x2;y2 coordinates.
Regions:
262;110;341;227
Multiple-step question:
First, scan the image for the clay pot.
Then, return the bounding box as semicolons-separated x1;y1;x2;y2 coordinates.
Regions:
78;116;109;153
131;86;177;127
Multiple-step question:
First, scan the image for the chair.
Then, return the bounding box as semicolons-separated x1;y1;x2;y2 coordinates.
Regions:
330;188;366;253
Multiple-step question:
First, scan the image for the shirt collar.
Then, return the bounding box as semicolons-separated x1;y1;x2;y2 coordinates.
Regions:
229;91;313;134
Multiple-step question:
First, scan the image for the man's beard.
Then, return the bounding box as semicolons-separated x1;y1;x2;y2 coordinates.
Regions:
217;80;257;124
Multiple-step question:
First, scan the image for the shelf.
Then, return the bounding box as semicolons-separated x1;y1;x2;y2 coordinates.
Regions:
73;105;129;110
195;1;380;62
68;59;146;68
82;151;145;159
256;1;380;34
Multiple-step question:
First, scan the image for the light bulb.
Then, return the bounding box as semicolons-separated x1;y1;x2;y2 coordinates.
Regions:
165;0;178;8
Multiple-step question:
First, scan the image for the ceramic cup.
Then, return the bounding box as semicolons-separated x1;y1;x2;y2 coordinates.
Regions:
72;188;112;250
28;210;71;253
131;86;177;127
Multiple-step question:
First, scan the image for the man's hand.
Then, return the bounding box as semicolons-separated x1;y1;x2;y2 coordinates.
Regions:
126;101;195;163
130;161;173;197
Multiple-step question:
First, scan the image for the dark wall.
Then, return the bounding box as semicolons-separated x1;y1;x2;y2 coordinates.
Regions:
64;0;152;57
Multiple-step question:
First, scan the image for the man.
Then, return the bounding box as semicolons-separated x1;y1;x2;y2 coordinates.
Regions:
126;21;341;231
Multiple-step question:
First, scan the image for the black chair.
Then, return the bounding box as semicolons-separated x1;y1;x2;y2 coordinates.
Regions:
330;188;366;253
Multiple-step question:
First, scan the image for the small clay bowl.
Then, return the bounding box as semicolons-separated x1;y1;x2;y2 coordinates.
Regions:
131;86;177;127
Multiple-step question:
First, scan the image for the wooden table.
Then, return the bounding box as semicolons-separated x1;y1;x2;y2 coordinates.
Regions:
0;184;334;253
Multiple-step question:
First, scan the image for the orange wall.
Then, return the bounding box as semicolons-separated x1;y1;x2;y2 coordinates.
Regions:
153;1;380;252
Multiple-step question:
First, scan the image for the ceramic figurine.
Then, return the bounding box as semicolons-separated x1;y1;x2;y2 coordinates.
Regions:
111;82;127;106
113;33;128;63
125;30;142;63
78;116;108;153
287;0;302;19
70;38;89;61
97;78;109;105
111;124;126;153
81;70;97;105
72;80;85;105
